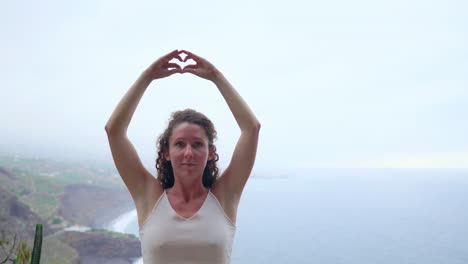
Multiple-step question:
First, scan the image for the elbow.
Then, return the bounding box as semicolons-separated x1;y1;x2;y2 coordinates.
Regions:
104;124;113;135
255;120;261;132
245;120;261;134
104;123;122;137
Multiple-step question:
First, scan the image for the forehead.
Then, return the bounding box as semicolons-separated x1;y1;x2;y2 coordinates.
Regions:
170;122;208;140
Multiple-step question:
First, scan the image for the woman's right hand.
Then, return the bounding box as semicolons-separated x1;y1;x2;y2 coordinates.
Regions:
144;50;184;80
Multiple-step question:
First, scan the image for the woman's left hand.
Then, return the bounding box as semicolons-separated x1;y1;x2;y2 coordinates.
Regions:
180;50;221;82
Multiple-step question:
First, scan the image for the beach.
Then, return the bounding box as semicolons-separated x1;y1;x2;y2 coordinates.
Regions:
108;209;143;264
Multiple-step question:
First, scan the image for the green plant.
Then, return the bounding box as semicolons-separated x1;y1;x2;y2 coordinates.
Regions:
30;224;42;264
0;232;33;264
51;218;62;225
16;241;31;264
0;231;18;264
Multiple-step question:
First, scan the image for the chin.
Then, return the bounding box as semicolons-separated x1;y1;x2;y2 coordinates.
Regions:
177;168;203;178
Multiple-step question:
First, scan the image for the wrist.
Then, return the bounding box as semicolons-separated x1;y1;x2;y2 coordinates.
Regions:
140;69;155;84
211;69;226;85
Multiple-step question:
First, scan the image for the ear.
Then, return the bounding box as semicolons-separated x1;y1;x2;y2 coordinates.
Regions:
208;147;215;161
164;149;170;161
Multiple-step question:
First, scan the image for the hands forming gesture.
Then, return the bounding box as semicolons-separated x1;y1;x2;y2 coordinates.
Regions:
145;49;220;82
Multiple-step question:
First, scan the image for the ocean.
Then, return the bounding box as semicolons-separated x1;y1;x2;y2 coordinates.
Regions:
110;169;468;264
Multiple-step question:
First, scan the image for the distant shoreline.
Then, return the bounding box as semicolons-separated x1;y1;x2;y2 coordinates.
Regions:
109;208;143;264
108;209;137;234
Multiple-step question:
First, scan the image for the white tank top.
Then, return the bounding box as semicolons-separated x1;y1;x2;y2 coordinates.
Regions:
139;190;236;264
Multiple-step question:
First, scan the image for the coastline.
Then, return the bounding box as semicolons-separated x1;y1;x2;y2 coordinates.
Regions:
108;209;143;264
108;209;137;233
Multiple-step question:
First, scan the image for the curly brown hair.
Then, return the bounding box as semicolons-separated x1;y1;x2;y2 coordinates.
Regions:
155;109;220;189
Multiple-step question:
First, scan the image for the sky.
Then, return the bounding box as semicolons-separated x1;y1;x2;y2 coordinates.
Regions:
1;0;467;170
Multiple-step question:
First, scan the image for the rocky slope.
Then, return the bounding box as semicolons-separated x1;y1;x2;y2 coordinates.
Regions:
0;185;49;262
57;183;134;229
57;231;141;264
0;158;142;263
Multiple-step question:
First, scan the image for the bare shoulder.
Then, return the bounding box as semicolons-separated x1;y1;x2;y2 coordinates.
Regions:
211;170;243;225
133;173;165;228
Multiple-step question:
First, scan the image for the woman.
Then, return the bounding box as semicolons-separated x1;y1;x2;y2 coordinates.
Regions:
105;50;260;263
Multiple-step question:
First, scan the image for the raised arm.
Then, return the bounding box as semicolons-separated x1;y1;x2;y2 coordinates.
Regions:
181;50;261;199
105;50;182;203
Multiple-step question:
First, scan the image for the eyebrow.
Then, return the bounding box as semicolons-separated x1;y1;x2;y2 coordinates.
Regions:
173;137;205;141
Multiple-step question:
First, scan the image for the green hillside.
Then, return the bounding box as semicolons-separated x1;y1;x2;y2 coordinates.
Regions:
0;154;140;263
0;155;123;222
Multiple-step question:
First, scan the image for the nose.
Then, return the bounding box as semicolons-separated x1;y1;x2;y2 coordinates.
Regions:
184;145;193;158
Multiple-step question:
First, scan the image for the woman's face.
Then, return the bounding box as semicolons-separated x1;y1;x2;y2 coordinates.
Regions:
165;122;213;179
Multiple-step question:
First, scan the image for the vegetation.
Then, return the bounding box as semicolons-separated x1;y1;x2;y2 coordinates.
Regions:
0;154;138;263
0;224;43;264
89;229;137;239
51;218;62;225
0;230;19;264
30;224;42;264
0;155;123;223
0;231;32;264
16;241;32;264
41;238;79;264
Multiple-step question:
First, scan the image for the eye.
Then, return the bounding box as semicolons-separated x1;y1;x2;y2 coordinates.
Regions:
193;141;204;148
175;141;184;147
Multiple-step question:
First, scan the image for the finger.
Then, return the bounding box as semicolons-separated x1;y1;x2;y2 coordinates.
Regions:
184;64;198;70
180;49;197;57
162;49;181;62
167;68;182;75
172;50;184;62
182;55;192;63
175;54;183;61
181;67;197;74
180;50;201;62
165;63;182;70
167;49;180;57
182;58;198;67
183;55;199;63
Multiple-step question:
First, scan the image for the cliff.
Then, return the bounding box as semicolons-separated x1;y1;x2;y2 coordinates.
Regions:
0;185;43;233
0;185;49;262
56;230;141;264
0;158;142;263
57;184;134;228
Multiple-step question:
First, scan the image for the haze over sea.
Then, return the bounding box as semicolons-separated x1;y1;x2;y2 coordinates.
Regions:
110;168;468;264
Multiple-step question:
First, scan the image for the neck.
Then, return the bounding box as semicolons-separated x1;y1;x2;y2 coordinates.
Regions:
168;176;208;202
